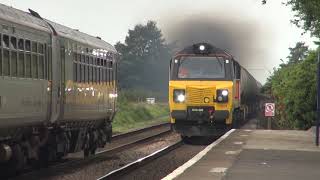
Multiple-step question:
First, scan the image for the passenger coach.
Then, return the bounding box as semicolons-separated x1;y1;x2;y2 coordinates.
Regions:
169;43;261;139
0;4;117;173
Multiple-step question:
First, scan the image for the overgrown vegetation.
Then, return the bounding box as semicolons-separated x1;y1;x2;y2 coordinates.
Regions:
112;91;169;133
261;0;320;129
263;43;319;129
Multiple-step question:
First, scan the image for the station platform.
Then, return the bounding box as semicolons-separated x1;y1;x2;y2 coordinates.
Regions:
164;129;320;180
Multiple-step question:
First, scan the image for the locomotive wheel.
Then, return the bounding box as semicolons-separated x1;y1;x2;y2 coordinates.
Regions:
181;135;191;144
84;148;90;158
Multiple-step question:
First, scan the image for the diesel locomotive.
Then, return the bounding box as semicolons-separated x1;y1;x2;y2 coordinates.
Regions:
0;4;117;172
169;43;261;139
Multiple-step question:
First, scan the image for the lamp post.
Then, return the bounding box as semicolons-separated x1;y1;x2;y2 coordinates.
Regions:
317;49;320;146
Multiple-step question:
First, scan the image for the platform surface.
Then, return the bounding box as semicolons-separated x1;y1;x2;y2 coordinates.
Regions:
170;129;320;180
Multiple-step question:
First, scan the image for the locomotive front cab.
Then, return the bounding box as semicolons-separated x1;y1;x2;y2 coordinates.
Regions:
169;43;238;137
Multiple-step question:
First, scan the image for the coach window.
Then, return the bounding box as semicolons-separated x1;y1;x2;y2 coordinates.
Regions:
18;52;24;77
39;55;44;79
93;67;96;83
39;43;44;54
10;37;17;49
25;53;31;78
90;56;93;65
89;66;93;82
18;39;24;50
81;55;85;63
76;53;80;62
48;46;52;80
81;64;85;82
39;44;44;79
32;54;38;78
86;56;89;64
101;67;105;83
77;63;81;82
84;64;88;83
32;41;37;53
3;49;9;76
97;67;100;84
25;40;31;51
11;51;17;77
106;66;109;84
110;61;114;84
3;35;9;48
73;62;77;82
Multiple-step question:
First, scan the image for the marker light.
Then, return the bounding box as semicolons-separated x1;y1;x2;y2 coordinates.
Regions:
216;89;229;103
199;45;206;51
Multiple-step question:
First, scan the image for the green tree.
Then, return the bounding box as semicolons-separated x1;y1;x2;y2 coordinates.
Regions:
115;21;171;99
287;42;309;64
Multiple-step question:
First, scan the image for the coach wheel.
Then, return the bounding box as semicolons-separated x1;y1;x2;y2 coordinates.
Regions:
6;144;26;174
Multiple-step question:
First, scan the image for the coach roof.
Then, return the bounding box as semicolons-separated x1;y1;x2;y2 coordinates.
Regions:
0;3;116;52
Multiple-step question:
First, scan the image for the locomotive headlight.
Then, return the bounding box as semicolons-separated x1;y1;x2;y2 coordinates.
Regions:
177;94;185;102
221;90;229;96
199;45;206;51
173;89;186;103
216;89;228;103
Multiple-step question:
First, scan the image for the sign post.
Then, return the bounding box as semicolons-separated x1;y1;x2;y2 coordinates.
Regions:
264;103;275;129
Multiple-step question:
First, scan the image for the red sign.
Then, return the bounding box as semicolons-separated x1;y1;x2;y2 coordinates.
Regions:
265;103;275;117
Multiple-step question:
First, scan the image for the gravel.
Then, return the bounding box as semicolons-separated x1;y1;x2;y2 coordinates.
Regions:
117;137;216;180
14;132;180;180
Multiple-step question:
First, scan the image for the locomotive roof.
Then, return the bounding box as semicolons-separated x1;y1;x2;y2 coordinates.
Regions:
175;43;233;58
0;3;116;52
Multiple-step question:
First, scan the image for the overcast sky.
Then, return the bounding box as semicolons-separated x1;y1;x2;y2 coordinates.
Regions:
0;0;317;83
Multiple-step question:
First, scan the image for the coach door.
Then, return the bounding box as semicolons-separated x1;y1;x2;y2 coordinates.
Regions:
49;36;64;123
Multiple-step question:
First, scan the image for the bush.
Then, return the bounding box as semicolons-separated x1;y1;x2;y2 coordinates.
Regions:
265;50;318;129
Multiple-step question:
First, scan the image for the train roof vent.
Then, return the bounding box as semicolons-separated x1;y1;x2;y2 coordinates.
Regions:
96;36;102;40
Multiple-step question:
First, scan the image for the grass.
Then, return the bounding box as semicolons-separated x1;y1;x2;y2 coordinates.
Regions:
112;101;169;134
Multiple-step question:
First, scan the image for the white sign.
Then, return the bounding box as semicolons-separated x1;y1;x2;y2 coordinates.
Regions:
146;98;156;104
265;103;275;117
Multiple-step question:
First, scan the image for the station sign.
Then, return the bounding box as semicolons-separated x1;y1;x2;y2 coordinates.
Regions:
265;103;275;117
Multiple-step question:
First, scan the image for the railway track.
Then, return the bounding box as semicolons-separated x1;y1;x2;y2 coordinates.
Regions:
12;122;172;180
98;141;183;180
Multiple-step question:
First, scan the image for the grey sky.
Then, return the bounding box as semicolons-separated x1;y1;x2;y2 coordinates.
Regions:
0;0;316;83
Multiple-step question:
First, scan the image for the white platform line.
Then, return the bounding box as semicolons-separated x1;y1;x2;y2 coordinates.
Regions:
162;129;236;180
